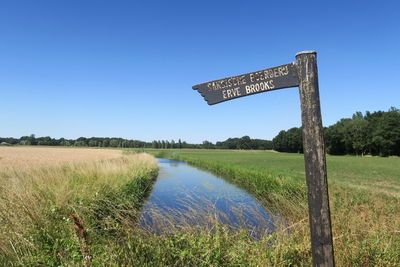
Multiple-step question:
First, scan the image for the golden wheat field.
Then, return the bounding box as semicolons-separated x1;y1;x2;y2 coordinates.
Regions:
0;146;122;170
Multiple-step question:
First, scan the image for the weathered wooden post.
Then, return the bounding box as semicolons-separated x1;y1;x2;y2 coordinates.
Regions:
192;51;335;266
296;51;335;267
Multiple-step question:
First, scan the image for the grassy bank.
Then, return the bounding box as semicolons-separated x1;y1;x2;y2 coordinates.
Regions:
0;148;158;265
1;147;399;266
145;149;400;266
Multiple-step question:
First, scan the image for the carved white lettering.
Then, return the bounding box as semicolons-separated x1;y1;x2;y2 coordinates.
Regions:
245;80;275;94
222;87;241;99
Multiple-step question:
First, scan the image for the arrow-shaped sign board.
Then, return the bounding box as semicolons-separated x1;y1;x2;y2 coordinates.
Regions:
193;63;299;105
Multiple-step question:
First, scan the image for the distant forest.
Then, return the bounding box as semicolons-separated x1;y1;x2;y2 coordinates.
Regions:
1;107;399;156
273;107;400;156
0;135;273;151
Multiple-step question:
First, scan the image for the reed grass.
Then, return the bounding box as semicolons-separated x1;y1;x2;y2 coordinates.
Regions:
0;149;158;265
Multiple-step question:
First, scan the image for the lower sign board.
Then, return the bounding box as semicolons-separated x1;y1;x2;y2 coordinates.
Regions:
193;63;299;105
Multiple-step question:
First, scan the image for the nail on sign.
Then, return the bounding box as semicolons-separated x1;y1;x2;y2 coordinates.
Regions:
193;63;299;105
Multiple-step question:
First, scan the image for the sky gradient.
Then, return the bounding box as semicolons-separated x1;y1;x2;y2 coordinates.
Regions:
1;1;399;143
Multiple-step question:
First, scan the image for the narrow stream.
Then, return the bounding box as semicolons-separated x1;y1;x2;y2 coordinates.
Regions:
139;158;277;238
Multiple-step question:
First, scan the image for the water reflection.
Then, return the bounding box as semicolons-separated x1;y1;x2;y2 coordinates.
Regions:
139;158;277;238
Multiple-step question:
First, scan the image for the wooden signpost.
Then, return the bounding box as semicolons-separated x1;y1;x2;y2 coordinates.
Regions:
193;51;335;267
192;63;299;105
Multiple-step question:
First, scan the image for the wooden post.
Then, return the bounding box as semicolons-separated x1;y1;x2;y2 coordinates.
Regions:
296;51;335;267
192;50;335;265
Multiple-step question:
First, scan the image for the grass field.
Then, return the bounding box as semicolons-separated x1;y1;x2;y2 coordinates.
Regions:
153;150;400;197
0;147;158;265
147;149;400;266
1;147;399;266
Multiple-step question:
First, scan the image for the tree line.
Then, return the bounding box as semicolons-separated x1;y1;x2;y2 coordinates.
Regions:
272;107;400;156
0;135;272;150
1;107;398;156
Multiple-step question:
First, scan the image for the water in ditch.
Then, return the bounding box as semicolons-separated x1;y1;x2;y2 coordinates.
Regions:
139;158;278;238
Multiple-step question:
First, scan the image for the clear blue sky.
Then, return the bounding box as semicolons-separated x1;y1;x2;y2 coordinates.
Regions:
1;1;399;143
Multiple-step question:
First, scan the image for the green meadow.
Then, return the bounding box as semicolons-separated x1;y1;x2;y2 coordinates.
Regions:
154;150;400;198
148;149;400;266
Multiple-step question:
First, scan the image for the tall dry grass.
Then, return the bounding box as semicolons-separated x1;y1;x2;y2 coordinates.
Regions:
0;149;158;265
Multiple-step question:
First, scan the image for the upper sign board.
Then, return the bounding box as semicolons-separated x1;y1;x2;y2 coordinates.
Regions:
193;63;299;105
